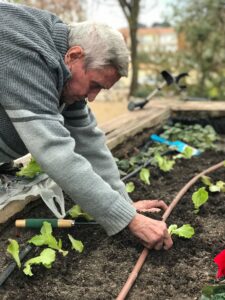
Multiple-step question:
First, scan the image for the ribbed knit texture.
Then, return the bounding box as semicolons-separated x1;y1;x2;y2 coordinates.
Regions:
0;3;136;236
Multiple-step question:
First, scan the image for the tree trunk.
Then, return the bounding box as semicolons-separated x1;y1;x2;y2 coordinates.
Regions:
118;0;140;97
129;18;139;96
128;0;139;97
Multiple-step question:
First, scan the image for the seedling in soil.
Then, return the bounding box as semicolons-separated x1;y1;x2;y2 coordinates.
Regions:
23;248;56;276
28;221;68;256
168;224;195;238
139;168;150;185
173;146;194;160
125;182;135;193
154;154;175;172
192;187;209;213
7;239;21;268
68;234;84;253
161;123;218;151
201;175;225;193
68;205;94;221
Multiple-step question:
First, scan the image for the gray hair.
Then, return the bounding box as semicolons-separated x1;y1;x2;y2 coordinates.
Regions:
67;21;129;77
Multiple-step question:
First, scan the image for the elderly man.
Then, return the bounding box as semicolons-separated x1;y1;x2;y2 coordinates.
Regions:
0;2;173;250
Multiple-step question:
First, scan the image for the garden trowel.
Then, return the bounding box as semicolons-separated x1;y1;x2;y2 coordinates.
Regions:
150;134;201;156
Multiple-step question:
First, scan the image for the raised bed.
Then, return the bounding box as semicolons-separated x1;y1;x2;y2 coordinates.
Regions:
0;117;225;300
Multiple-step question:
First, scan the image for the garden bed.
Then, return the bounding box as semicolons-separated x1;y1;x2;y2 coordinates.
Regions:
0;121;225;300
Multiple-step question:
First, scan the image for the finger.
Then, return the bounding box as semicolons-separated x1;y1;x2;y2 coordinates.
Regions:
154;240;164;251
163;233;173;250
142;200;168;211
137;208;161;213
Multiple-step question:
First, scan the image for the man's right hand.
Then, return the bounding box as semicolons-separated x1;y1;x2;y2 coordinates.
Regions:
128;213;173;250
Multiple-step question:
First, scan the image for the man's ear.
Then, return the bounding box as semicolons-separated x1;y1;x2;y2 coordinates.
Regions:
64;46;84;65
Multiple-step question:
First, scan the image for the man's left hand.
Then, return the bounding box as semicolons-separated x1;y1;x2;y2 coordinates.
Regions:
133;199;168;213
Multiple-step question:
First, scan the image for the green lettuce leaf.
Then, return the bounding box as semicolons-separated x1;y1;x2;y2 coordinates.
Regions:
139;168;150;185
201;175;212;187
68;205;94;221
154;154;175;172
68;234;84;253
182;146;194;159
7;239;21;268
125;182;135;193
168;224;195;238
192;187;209;212
29;222;67;255
23;248;56;276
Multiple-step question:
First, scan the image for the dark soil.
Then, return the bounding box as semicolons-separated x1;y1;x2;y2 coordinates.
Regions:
0;134;225;299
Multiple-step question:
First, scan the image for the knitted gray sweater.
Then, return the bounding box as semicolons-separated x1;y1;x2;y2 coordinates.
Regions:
0;2;136;236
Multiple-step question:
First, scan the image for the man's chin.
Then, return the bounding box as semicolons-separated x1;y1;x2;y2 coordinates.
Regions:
61;96;86;104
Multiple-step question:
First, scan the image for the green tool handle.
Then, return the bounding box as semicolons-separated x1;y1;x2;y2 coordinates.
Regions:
15;219;74;228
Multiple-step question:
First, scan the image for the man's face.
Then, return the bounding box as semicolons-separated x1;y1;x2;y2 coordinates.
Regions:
62;46;121;104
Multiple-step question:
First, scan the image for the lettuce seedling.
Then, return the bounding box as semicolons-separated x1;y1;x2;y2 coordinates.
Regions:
201;176;225;193
16;157;43;178
192;187;209;213
23;248;56;276
168;224;195;238
7;239;21;268
125;182;135;193
201;175;212;187
68;234;84;253
174;146;194;160
139;168;150;185
154;154;175;172
29;222;68;256
68;205;94;221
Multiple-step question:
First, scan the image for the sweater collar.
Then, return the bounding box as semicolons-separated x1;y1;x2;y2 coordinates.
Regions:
52;22;69;58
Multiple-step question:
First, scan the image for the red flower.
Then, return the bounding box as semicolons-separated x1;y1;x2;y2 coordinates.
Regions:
214;249;225;279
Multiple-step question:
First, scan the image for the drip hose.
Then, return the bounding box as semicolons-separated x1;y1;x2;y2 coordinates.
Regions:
0;244;33;286
116;160;225;300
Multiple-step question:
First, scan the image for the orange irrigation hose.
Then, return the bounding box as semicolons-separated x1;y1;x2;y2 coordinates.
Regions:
116;160;225;300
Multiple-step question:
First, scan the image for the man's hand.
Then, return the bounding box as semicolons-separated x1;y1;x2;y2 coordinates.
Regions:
133;199;168;213
128;213;173;250
128;199;173;250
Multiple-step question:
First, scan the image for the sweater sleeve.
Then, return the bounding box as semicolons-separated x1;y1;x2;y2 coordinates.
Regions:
0;54;136;236
62;102;133;204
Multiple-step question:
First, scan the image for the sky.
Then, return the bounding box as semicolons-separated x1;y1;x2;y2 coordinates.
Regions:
86;0;174;29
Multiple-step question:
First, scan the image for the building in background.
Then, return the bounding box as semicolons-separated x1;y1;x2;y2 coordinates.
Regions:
120;26;178;53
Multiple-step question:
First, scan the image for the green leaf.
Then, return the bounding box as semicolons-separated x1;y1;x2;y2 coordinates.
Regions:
182;146;194;159
200;284;225;300
154;154;175;172
125;182;135;193
209;185;221;193
216;181;225;192
139;168;150;185
23;248;56;276
68;205;94;221
192;187;209;211
16;158;43;178
29;222;65;253
68;234;84;253
7;239;21;268
201;175;212;187
168;224;195;239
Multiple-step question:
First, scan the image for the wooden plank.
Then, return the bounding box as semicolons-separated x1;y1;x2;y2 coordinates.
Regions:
149;98;225;116
0;196;39;224
105;107;170;149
